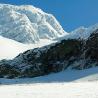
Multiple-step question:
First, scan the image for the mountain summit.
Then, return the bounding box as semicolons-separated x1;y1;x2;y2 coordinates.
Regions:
0;4;67;43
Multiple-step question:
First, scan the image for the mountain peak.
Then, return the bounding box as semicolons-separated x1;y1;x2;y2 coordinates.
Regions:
0;4;67;44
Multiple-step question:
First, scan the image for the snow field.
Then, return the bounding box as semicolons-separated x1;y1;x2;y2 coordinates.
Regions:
0;82;98;98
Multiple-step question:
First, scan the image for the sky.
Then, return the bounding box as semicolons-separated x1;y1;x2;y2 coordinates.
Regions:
0;0;98;32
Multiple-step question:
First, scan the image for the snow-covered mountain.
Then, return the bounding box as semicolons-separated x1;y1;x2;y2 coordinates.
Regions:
68;24;98;39
60;24;98;40
0;4;67;43
1;4;98;79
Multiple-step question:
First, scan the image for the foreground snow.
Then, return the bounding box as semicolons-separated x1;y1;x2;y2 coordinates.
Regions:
0;67;98;98
0;82;98;98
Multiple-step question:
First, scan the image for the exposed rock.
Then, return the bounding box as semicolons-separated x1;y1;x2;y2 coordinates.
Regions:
1;29;98;78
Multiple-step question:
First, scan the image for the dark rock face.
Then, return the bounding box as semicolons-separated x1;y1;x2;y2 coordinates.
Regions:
86;30;98;60
74;29;98;69
0;30;98;78
0;61;20;78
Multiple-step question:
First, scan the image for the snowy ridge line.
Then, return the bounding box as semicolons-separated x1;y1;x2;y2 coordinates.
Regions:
57;23;98;41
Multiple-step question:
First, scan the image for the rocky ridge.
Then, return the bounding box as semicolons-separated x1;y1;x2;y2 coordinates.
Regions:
0;28;98;78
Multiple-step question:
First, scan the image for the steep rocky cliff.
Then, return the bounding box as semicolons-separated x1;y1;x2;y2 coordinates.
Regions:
0;29;98;78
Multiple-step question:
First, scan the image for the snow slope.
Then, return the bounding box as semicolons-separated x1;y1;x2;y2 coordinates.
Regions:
0;4;67;44
0;36;56;60
0;67;98;98
0;82;98;98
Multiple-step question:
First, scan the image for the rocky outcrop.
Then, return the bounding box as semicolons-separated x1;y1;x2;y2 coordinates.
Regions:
0;29;98;78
